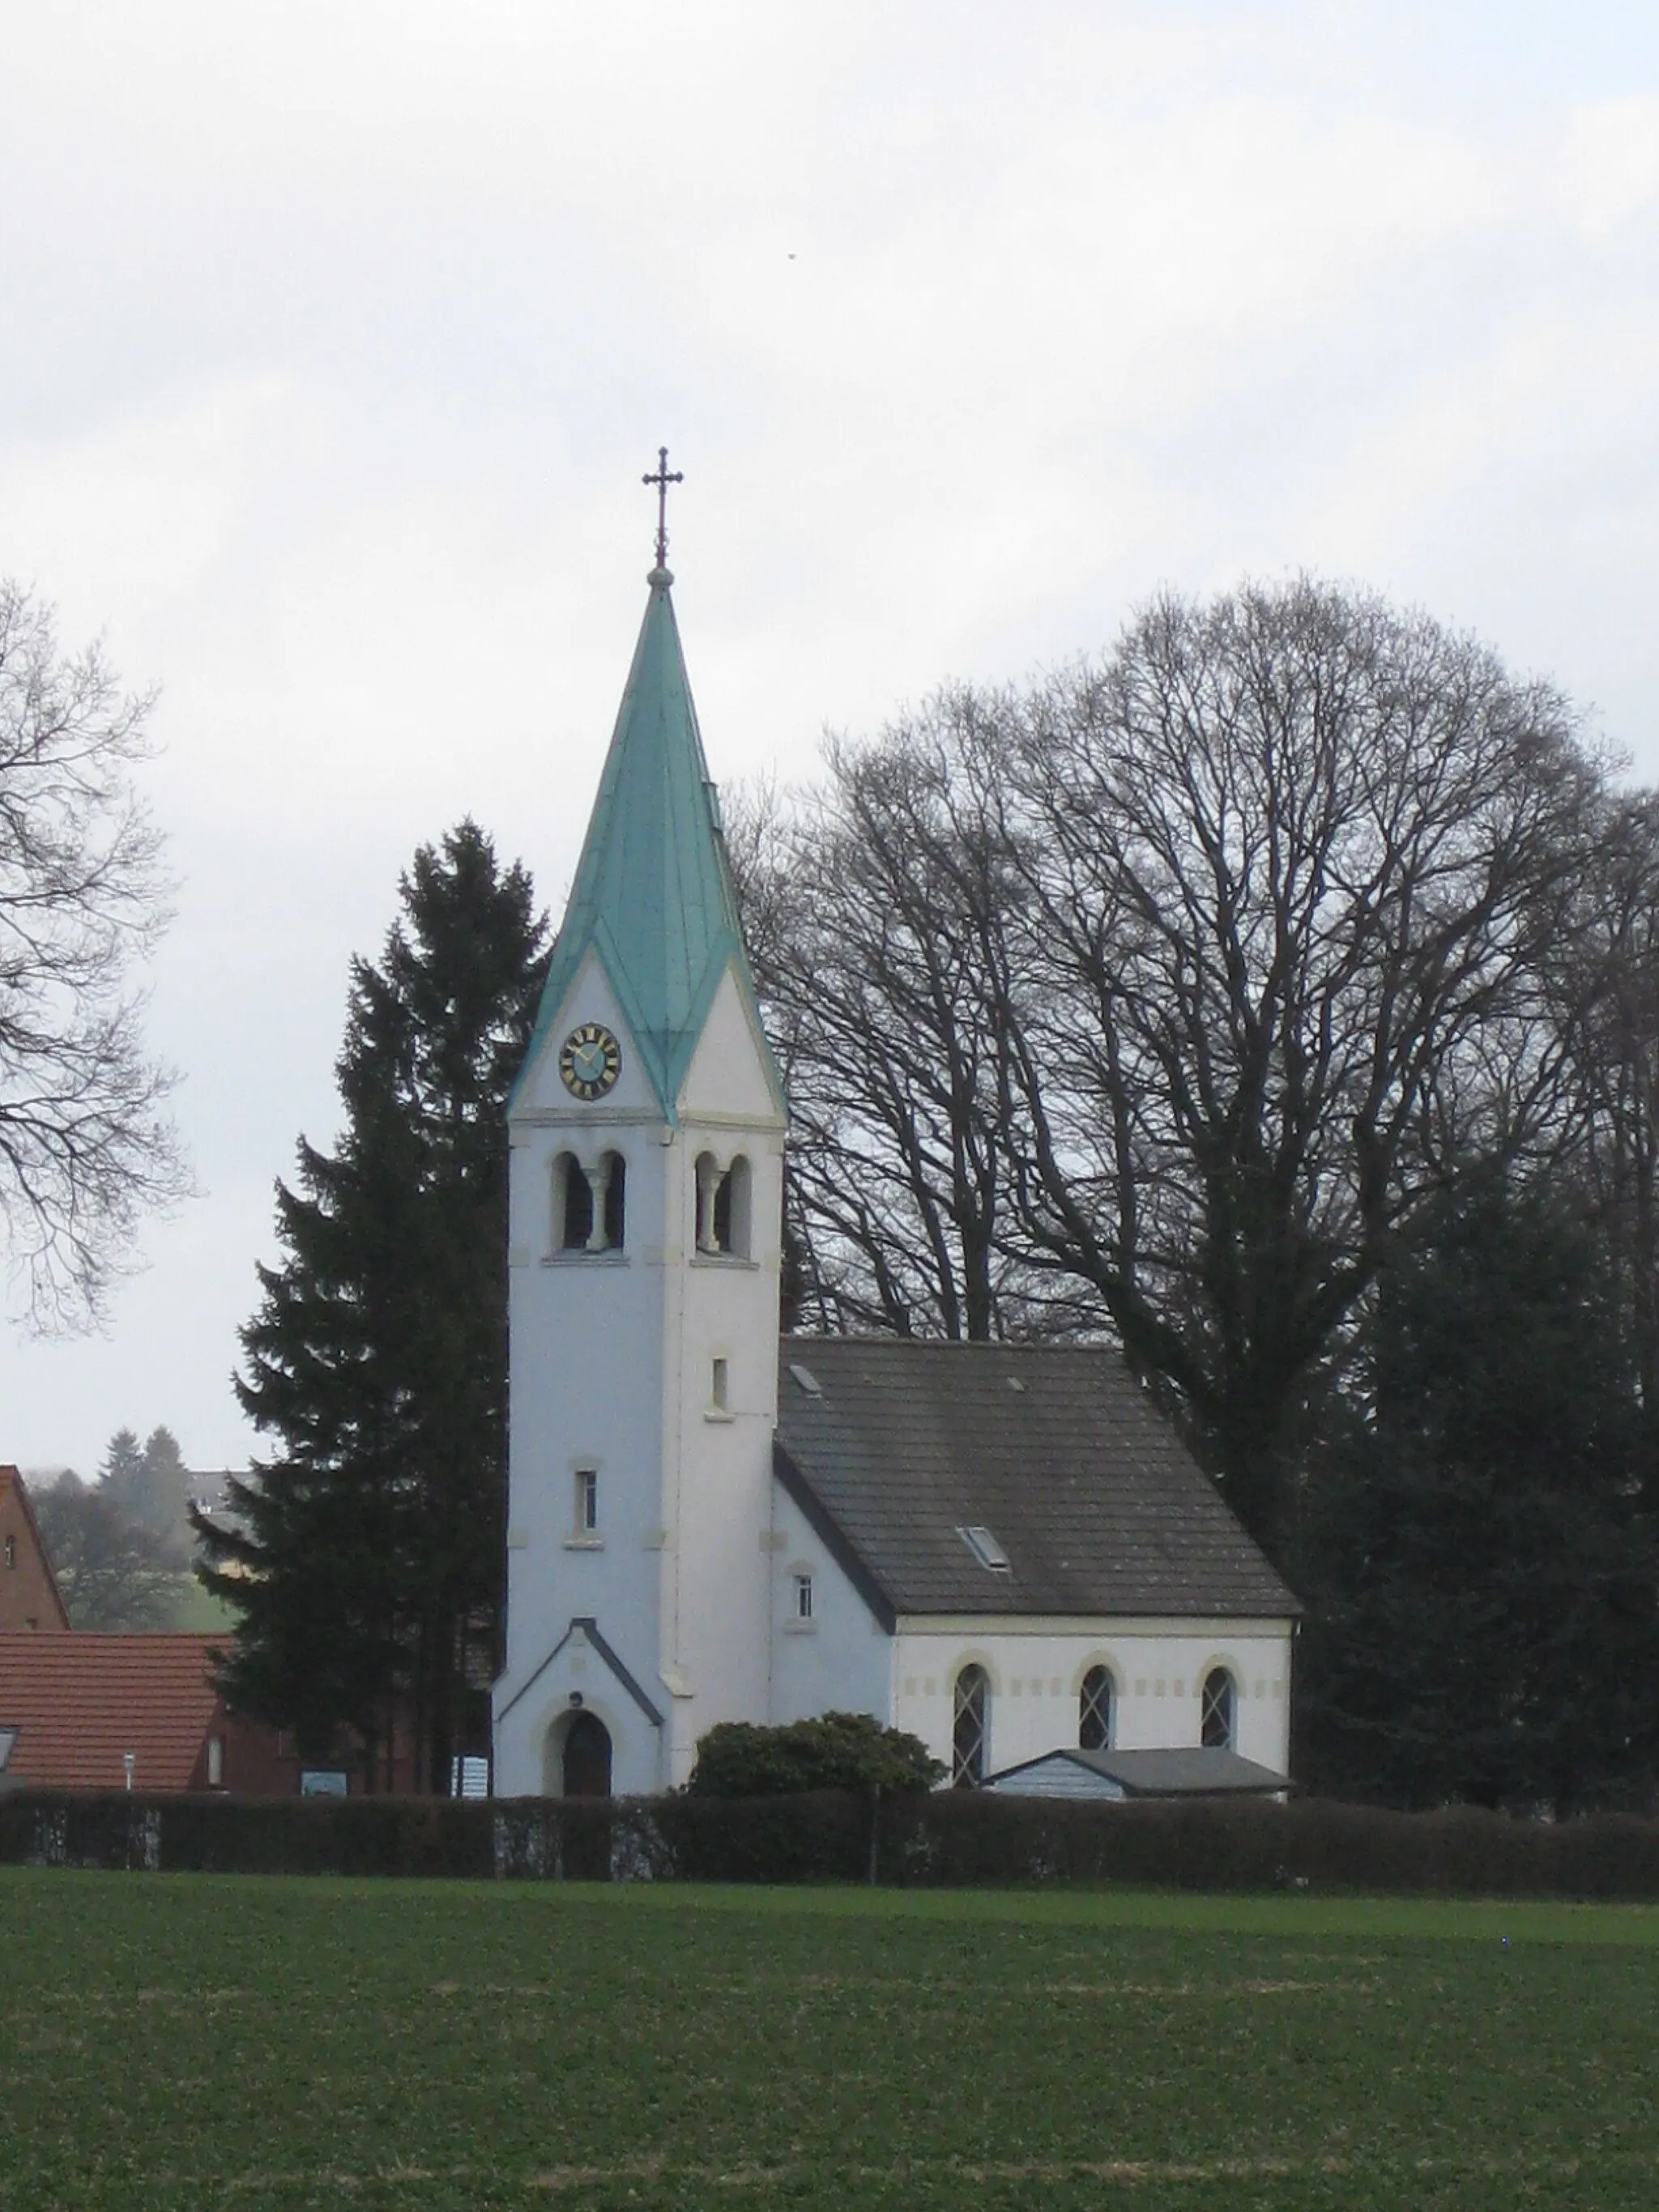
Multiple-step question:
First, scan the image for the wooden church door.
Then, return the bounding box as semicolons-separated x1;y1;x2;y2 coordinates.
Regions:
562;1712;612;1798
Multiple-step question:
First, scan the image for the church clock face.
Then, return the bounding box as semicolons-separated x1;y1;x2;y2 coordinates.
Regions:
559;1021;622;1101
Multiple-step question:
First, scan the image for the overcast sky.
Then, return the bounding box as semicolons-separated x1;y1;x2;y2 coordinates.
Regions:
3;1;1658;1476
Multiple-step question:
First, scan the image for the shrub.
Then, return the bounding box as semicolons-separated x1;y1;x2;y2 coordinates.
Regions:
688;1713;945;1798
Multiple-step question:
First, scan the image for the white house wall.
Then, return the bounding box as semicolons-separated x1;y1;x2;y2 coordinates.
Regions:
891;1620;1294;1779
765;1490;893;1726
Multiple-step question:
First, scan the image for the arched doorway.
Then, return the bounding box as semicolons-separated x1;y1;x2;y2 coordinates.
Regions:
561;1711;612;1798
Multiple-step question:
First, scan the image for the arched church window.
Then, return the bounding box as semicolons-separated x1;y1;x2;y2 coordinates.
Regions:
1078;1665;1114;1752
1201;1668;1236;1751
952;1664;989;1788
602;1152;626;1250
696;1153;752;1258
556;1152;625;1253
557;1153;592;1251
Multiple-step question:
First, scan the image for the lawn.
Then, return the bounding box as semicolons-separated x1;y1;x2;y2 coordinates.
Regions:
4;1873;1658;2210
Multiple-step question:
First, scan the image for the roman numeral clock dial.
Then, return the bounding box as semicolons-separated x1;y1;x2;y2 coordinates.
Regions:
559;1021;621;1101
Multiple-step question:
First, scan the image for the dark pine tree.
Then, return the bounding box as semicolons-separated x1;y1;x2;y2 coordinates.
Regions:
1299;1170;1659;1814
195;822;548;1792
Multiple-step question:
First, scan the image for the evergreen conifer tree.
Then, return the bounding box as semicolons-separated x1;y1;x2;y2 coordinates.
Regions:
195;822;547;1790
1300;1171;1659;1813
99;1426;146;1495
103;1424;192;1554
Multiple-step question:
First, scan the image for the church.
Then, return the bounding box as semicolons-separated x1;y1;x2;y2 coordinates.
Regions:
491;504;1297;1801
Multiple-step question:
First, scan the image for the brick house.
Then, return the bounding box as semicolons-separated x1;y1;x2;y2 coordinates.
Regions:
0;1468;70;1634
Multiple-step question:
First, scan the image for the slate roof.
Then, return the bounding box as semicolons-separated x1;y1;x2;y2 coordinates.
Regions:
772;1338;1298;1628
514;565;783;1123
0;1633;225;1791
987;1746;1290;1796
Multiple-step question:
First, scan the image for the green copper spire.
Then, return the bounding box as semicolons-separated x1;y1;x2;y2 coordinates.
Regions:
516;565;780;1122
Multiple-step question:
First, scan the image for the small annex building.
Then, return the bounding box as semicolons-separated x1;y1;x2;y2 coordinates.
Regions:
492;507;1299;1801
985;1747;1290;1801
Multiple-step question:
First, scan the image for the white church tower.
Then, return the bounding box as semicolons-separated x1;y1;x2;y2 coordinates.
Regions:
492;484;787;1797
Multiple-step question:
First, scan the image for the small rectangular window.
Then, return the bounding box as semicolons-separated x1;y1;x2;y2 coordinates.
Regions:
575;1468;599;1533
711;1357;729;1411
3;1534;14;1569
793;1573;813;1621
207;1734;225;1788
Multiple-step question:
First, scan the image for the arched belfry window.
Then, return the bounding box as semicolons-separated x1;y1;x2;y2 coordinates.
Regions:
557;1153;592;1251
1201;1668;1236;1751
556;1152;625;1254
602;1152;626;1250
696;1153;752;1259
952;1664;989;1788
1079;1665;1114;1752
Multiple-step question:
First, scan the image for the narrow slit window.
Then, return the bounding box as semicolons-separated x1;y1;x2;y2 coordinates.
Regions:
575;1468;599;1535
710;1357;729;1411
792;1573;813;1621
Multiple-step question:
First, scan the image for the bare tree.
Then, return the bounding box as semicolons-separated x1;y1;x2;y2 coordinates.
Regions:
1541;791;1659;1485
0;582;187;1329
749;578;1610;1559
734;706;1049;1340
1000;579;1603;1551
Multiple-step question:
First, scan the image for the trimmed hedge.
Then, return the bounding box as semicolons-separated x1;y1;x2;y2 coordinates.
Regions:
10;1785;1659;1899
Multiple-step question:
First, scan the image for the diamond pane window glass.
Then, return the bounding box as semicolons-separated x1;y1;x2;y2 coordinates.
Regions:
953;1664;989;1787
1201;1668;1236;1750
1079;1666;1113;1752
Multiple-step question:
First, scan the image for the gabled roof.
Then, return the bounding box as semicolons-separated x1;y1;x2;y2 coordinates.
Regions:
0;1467;71;1633
987;1746;1290;1797
773;1338;1298;1622
0;1633;225;1791
514;566;782;1123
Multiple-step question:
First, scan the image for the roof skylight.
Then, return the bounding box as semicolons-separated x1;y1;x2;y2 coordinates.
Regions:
957;1524;1011;1573
787;1362;823;1398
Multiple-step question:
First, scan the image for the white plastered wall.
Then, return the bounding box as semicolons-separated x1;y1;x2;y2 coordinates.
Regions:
493;1623;663;1798
890;1620;1294;1779
765;1490;894;1725
662;965;787;1785
496;957;670;1796
493;955;787;1796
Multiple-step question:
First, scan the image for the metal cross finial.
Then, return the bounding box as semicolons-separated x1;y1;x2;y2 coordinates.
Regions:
642;445;684;569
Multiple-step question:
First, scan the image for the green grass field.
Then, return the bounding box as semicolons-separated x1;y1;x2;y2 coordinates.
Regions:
6;1873;1659;2210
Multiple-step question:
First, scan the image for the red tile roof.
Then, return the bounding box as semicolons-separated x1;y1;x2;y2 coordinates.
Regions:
0;1633;228;1791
